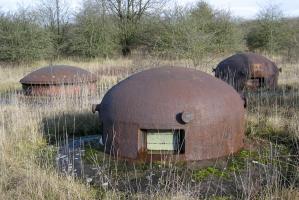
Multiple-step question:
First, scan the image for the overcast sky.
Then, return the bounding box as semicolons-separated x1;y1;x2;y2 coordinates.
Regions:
0;0;298;19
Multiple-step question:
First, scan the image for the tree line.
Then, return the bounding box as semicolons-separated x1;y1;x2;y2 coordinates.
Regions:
0;0;298;63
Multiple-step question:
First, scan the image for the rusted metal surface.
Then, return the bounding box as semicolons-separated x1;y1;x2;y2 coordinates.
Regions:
214;52;280;92
94;67;245;161
20;65;97;96
20;65;97;84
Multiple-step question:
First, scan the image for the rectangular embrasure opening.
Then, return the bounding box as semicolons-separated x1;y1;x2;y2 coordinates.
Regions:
248;77;265;87
142;129;185;155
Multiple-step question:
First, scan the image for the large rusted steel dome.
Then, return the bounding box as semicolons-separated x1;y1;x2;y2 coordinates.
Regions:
20;65;97;96
94;67;245;161
214;52;280;92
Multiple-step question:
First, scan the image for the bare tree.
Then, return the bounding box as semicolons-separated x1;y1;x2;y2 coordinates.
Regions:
105;0;163;20
35;0;71;57
98;0;167;56
68;0;118;58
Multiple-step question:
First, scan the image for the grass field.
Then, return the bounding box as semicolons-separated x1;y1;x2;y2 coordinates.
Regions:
0;57;298;199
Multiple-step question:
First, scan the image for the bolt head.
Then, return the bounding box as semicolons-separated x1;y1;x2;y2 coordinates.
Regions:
181;111;194;123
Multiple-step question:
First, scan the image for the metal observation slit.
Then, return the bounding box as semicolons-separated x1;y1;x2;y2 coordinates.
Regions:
141;129;185;155
247;77;265;88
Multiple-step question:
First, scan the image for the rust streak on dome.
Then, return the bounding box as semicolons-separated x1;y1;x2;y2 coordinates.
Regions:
20;65;97;85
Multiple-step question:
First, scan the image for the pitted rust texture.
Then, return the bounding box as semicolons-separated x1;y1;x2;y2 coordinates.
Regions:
95;67;245;161
20;65;97;96
214;52;280;92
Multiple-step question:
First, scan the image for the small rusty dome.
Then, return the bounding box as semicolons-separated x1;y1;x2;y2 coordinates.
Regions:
96;67;245;161
215;52;279;92
20;65;97;96
20;65;97;84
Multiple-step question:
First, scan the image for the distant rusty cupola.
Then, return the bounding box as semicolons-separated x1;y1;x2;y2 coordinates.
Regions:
214;52;280;92
93;67;245;162
20;65;97;96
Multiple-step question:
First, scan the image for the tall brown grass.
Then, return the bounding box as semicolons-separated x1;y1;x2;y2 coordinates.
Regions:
0;57;298;199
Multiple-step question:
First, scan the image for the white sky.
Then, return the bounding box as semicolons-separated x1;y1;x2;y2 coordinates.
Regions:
0;0;299;19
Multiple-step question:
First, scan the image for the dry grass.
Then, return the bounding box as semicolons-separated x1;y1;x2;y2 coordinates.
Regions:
0;56;298;199
0;104;98;199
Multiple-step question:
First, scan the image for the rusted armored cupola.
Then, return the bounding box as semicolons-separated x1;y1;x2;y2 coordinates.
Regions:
20;65;97;96
214;52;280;92
93;67;245;161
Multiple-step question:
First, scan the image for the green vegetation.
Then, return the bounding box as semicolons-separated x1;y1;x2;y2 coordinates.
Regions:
210;196;232;200
192;166;230;181
0;12;52;63
0;59;298;199
245;4;299;60
154;2;243;65
0;0;298;199
1;1;298;63
192;150;262;182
